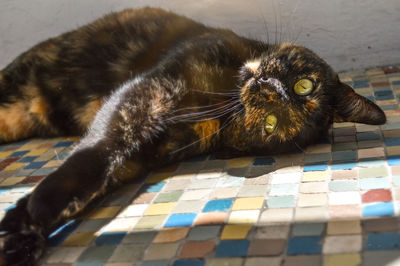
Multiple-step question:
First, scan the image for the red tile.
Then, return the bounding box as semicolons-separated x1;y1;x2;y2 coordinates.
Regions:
362;189;392;203
0;157;20;171
21;175;45;184
383;66;400;74
371;81;390;87
179;241;215;258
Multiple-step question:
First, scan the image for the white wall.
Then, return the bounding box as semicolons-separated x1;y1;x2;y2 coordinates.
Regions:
0;0;399;71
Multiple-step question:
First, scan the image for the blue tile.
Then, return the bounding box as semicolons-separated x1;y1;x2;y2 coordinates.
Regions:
202;199;234;212
173;260;205;266
367;233;400;250
23;161;47;169
287;236;322;255
353;80;370;89
53;141;74;148
9;151;29;158
366;96;375;102
144;182;166;193
164;213;196;227
381;104;398;110
331;162;357;170
48;219;82;246
18;156;38;163
56;150;71;160
95;231;126;246
215;240;250;257
356;132;380;141
363;202;394;217
253;157;275;166
0;187;11;195
374;90;394;100
5;204;16;211
385;138;400;146
360;178;390;190
304;164;328;171
387;155;400;166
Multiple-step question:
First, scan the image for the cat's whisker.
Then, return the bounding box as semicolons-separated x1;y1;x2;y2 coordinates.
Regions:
170;99;237;113
169;102;242;122
170;107;245;154
167;99;241;122
175;103;242;122
192;89;240;96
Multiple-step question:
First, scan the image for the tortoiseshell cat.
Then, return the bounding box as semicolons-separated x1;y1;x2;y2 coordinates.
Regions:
0;7;385;265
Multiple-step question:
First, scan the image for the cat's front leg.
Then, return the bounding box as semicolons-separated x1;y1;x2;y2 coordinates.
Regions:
0;76;185;265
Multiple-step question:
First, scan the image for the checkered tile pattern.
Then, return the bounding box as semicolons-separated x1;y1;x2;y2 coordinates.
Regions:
1;66;400;265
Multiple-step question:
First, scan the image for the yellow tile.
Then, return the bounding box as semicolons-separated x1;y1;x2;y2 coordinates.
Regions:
16;143;41;151
302;171;328;182
221;224;252;240
4;163;26;171
63;136;79;141
227;157;253;168
232;197;264;210
135;215;167;229
0;151;13;159
42;160;64;168
62;232;96;246
0;177;25;186
87;206;121;219
327;220;361;235
25;148;49;156
146;172;172;184
324;254;361;266
144;203;176;216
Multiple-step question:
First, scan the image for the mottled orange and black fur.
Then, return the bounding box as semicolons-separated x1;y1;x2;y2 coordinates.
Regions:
0;7;385;265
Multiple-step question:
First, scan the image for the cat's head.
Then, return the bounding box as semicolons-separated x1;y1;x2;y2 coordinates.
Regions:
236;42;385;151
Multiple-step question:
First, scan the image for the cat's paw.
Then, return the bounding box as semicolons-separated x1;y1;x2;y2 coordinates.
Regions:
2;231;45;266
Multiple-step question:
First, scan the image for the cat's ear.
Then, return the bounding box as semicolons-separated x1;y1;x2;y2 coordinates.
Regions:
333;83;386;125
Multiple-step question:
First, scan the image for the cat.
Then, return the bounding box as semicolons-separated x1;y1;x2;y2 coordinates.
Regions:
0;7;385;265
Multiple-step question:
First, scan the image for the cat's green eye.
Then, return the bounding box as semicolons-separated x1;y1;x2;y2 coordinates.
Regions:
265;114;277;133
294;79;314;96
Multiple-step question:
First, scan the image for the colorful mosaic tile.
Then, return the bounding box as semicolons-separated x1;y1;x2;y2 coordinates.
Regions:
0;66;400;265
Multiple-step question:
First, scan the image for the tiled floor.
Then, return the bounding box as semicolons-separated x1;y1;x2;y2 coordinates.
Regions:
1;66;400;265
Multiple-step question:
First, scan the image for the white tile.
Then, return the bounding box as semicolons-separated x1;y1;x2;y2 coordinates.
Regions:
329;192;361;205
